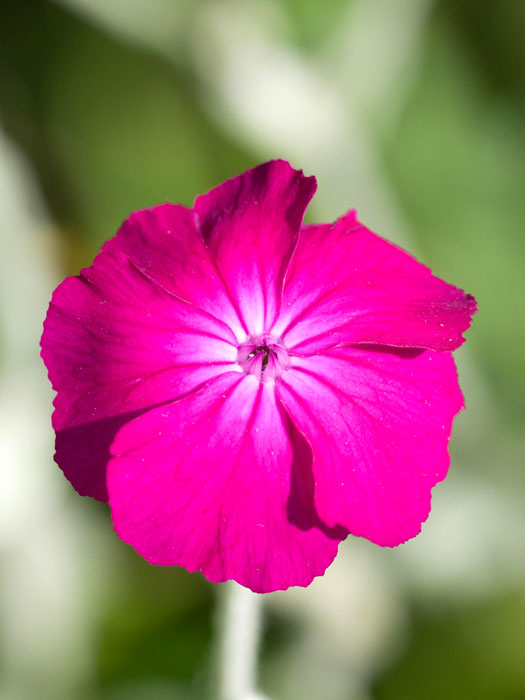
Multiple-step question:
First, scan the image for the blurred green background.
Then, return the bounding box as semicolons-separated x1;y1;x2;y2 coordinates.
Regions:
1;1;524;699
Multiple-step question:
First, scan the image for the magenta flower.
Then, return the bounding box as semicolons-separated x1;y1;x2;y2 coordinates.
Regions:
41;161;476;593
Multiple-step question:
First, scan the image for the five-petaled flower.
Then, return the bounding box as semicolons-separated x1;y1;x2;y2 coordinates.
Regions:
41;161;476;593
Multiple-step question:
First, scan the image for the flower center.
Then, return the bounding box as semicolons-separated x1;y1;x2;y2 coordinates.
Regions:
237;336;290;382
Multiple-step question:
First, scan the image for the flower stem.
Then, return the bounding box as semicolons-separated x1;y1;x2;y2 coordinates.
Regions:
216;581;266;700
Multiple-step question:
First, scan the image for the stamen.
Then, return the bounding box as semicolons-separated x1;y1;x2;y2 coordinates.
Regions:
237;338;289;381
247;345;275;371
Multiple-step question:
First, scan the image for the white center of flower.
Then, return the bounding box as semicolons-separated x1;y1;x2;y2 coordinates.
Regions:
237;336;290;382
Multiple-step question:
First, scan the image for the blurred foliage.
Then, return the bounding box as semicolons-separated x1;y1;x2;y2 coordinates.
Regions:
374;590;525;700
443;0;525;102
0;0;253;269
97;558;213;689
1;0;524;699
381;3;525;437
276;0;353;49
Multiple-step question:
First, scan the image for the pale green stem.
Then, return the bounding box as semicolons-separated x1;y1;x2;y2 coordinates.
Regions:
216;581;269;700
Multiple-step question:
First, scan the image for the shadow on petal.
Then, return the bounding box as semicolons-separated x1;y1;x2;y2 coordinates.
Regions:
55;408;148;502
347;343;426;359
282;404;347;541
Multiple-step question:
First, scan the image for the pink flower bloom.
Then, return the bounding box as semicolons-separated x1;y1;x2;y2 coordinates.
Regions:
41;161;476;593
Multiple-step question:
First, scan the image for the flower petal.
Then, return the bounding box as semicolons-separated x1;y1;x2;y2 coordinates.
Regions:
193;160;316;336
278;346;464;546
108;373;345;592
102;203;245;338
272;212;476;353
41;250;237;500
